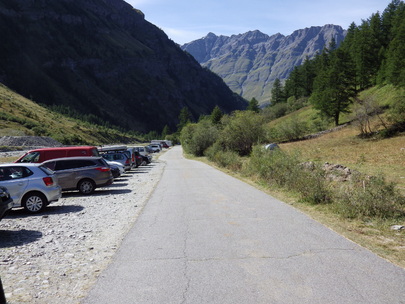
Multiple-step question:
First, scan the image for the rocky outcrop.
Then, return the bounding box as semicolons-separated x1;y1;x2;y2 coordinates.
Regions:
182;25;346;104
0;0;247;133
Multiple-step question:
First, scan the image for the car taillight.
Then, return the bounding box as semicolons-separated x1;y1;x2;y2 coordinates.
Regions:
43;177;54;186
125;159;130;165
96;167;111;172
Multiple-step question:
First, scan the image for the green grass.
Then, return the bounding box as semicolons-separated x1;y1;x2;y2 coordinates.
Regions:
0;84;143;145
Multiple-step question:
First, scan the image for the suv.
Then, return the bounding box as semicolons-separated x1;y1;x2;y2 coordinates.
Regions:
42;157;113;194
0;163;62;213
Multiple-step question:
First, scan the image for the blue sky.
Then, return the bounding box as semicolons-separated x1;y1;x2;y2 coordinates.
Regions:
126;0;391;44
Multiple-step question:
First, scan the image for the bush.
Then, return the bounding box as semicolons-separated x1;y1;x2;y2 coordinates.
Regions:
219;111;265;156
247;146;330;204
262;103;288;121
272;115;308;141
180;120;219;156
206;143;242;170
334;174;405;219
287;96;308;113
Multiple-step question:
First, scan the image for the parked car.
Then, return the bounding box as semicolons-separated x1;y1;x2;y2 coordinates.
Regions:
0;186;13;221
106;160;125;178
15;146;100;163
133;146;152;164
125;147;137;168
107;163;121;178
151;140;172;147
101;152;132;171
148;144;161;153
0;163;62;213
42;157;113;194
137;151;150;165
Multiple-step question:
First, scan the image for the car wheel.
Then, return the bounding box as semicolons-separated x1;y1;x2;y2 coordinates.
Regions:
78;179;95;194
22;192;47;213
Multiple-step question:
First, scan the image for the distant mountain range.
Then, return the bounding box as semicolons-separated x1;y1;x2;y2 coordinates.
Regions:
0;0;246;133
181;25;346;104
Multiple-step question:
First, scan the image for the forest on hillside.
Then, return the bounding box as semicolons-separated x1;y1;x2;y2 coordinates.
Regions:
269;0;404;127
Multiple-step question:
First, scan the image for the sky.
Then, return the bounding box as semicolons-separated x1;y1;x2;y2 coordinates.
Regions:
125;0;391;45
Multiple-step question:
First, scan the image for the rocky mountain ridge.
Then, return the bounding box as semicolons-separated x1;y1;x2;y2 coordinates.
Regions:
0;0;246;133
182;25;346;103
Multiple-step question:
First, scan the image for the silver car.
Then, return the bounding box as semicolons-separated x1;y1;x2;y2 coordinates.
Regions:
42;157;114;194
0;163;62;213
100;153;132;171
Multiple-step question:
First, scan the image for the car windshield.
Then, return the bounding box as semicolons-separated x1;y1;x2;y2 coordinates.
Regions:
18;152;40;163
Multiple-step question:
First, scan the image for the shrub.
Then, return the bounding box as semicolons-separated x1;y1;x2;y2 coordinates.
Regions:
180;120;219;156
247;146;330;204
334;174;405;219
219;111;265;156
273;115;308;141
287;96;308;113
206;143;242;170
180;123;197;154
262;103;288;121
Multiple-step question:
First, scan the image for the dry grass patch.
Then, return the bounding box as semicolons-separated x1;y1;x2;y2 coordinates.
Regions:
280;124;405;194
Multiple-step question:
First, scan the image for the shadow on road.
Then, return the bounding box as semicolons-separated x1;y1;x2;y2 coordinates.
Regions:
0;228;42;248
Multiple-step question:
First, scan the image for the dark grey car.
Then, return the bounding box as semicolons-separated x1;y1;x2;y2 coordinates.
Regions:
42;157;114;194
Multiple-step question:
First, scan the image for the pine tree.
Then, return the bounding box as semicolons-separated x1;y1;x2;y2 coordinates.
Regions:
310;48;357;126
383;1;405;86
177;107;193;132
270;78;284;105
210;105;223;124
161;125;171;139
247;98;260;112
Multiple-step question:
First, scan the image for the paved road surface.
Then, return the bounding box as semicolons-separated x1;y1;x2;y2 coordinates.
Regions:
83;146;405;304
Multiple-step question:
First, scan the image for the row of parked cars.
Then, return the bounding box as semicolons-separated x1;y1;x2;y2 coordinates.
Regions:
0;143;168;218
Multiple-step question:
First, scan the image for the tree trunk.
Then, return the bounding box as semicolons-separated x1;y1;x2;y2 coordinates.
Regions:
334;111;340;126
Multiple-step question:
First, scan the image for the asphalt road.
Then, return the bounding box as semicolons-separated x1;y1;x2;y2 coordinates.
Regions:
83;146;405;304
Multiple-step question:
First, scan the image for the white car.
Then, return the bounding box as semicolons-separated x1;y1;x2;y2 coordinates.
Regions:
106;160;125;175
0;163;62;213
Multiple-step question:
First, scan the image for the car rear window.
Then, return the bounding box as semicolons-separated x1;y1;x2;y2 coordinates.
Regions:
97;158;109;166
39;165;55;175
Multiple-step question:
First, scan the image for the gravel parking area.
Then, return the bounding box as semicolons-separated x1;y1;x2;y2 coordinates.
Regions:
0;158;165;303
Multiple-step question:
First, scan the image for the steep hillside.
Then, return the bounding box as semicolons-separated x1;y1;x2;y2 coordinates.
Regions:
0;0;247;133
181;25;346;103
0;83;141;145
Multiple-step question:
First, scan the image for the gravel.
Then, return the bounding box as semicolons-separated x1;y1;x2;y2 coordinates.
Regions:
0;158;165;303
0;136;63;149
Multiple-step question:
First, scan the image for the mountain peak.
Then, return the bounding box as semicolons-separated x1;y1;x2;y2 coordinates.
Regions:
181;25;346;103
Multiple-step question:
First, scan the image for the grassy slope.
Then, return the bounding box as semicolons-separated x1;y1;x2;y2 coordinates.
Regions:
271;85;405;193
0;84;141;145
